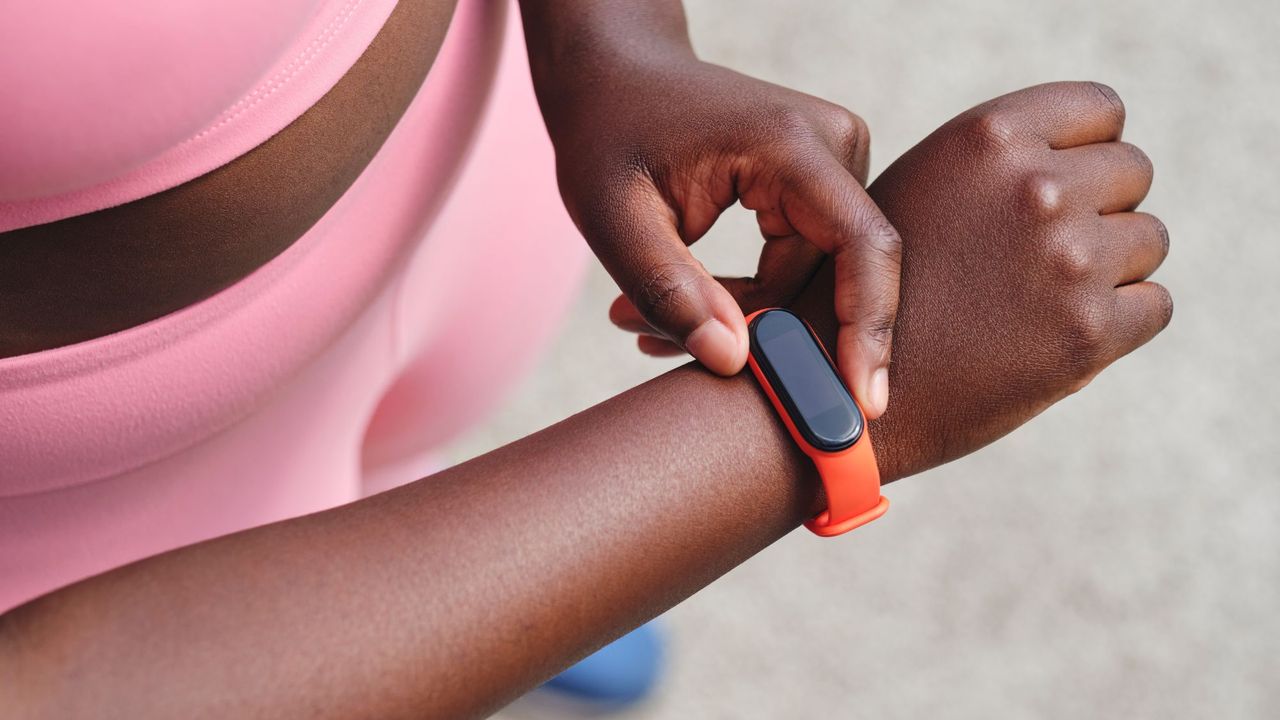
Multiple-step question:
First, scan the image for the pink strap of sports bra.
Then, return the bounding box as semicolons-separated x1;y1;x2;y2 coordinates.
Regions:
0;0;398;232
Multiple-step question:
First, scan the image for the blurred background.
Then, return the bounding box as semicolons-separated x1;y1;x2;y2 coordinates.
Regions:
471;1;1280;717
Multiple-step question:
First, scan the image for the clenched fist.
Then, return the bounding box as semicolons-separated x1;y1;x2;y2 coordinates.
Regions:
791;82;1172;482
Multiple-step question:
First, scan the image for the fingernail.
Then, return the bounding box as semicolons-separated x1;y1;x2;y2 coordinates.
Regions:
686;319;739;375
867;367;889;418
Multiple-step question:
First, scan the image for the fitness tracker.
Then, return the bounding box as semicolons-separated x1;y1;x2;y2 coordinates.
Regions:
745;308;888;537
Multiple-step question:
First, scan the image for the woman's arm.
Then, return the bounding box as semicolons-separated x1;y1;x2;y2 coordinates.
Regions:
3;361;818;720
0;83;1170;720
518;0;904;420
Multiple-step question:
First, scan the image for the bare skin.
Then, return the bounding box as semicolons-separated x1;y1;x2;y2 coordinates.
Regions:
520;0;903;417
0;0;458;358
614;81;1173;463
0;83;1170;720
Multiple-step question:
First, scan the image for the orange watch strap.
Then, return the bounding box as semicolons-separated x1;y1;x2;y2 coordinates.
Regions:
744;308;888;537
805;435;888;536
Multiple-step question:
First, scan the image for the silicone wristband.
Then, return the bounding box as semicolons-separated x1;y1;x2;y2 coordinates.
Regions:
745;309;888;536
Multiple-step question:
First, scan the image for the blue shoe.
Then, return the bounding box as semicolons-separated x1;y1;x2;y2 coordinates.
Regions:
501;622;664;718
542;621;664;708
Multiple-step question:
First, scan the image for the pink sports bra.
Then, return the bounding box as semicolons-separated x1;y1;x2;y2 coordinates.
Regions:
0;0;400;232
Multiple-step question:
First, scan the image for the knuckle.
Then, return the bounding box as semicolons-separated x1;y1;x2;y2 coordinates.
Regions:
1045;237;1094;284
961;108;1020;151
832;218;901;285
1019;171;1068;220
633;261;701;324
864;309;898;346
845;304;897;356
849;206;902;259
827;105;870;155
839;275;900;343
1064;299;1111;363
863;323;895;359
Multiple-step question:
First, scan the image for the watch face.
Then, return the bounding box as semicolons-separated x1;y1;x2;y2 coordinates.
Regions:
749;309;863;452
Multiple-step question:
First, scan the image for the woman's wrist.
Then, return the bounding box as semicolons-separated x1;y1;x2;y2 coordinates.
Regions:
519;0;697;113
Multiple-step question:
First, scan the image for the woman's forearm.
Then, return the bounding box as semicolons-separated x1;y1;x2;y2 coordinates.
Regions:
518;0;693;81
518;0;697;123
1;359;834;720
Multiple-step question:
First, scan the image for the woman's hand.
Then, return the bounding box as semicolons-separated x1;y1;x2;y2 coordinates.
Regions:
523;1;901;418
792;81;1172;481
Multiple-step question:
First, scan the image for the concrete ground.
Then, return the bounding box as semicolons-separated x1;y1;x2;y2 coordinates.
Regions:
469;1;1280;717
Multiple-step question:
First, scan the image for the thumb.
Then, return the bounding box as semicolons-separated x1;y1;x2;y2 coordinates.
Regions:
586;183;748;375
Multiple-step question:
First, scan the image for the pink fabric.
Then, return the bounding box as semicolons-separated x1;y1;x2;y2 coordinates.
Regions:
0;0;397;228
0;1;589;611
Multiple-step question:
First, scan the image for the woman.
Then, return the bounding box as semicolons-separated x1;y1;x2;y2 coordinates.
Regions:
0;0;1171;715
0;2;909;705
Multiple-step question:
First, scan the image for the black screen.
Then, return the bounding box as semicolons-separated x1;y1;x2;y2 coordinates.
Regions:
750;310;862;451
